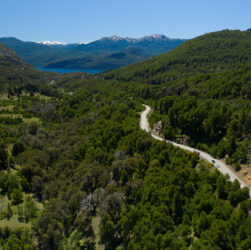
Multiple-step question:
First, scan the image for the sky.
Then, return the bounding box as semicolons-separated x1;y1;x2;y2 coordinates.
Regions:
0;0;250;43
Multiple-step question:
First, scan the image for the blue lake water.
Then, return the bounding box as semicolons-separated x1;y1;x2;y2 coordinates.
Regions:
36;66;104;74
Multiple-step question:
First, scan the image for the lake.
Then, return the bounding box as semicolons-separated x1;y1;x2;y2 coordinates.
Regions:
36;66;104;74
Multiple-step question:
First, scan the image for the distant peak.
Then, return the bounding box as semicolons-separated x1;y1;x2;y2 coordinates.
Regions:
76;42;90;45
99;34;170;42
153;34;166;38
39;41;65;45
143;34;168;39
102;35;124;41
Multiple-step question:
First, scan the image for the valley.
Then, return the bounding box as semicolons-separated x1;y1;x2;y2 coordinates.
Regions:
0;29;250;249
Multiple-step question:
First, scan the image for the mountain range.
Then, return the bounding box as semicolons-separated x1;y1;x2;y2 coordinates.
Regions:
0;35;186;70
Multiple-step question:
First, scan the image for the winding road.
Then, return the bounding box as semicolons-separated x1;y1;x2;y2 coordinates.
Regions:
140;104;251;196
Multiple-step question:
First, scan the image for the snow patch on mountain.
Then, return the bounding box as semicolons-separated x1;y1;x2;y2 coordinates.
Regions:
109;35;124;41
77;42;90;45
39;41;65;45
141;34;168;40
101;35;124;41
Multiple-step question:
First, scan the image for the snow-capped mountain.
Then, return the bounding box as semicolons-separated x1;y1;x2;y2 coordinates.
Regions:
104;35;124;41
75;34;185;54
141;34;168;40
76;42;90;45
39;41;65;45
39;41;91;46
37;34;175;47
100;34;169;42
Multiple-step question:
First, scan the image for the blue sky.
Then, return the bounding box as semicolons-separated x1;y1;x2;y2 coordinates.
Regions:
0;0;250;43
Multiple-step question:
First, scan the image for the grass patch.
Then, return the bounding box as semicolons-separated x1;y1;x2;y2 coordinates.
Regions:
92;216;104;250
0;105;14;111
0;196;10;212
0;114;22;118
0;113;41;124
0;217;30;230
23;117;41;124
34;93;52;101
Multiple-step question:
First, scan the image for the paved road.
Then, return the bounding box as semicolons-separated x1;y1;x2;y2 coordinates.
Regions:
140;104;251;196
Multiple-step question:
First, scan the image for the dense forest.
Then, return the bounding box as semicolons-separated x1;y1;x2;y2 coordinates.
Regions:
104;29;251;171
0;30;250;249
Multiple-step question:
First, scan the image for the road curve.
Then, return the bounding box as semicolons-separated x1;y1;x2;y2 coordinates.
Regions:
140;104;251;196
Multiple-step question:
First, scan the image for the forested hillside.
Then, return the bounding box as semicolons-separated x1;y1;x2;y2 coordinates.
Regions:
0;42;59;86
105;30;251;82
105;29;251;176
0;30;250;249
